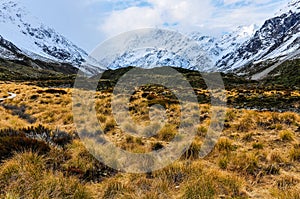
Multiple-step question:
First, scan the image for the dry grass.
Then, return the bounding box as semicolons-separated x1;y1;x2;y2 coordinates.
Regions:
0;82;300;198
279;130;295;141
0;151;91;198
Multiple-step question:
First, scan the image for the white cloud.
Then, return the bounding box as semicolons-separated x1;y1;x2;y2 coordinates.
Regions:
223;0;242;4
100;7;162;36
223;0;282;5
99;0;214;37
208;0;287;31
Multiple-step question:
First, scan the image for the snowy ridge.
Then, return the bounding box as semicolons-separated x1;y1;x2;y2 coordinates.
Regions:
100;24;256;72
0;0;299;75
216;0;300;72
0;0;103;75
0;35;23;60
93;29;215;71
102;0;300;73
0;1;86;64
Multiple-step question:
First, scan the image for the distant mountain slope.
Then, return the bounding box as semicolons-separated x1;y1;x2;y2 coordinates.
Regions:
189;24;257;63
99;0;300;74
0;0;299;77
0;35;23;60
261;58;300;87
0;0;103;75
217;0;300;72
0;1;85;64
100;25;256;72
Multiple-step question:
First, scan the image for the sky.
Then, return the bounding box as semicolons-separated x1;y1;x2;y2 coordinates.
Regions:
21;0;289;52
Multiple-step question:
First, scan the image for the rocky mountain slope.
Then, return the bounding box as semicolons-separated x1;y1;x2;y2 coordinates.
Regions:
0;0;103;75
0;0;299;77
99;25;257;72
217;0;300;72
100;0;300;75
0;35;24;60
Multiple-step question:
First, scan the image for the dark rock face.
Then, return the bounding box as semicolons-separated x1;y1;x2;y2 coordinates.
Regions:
0;35;24;59
0;1;89;66
217;10;300;71
0;35;21;54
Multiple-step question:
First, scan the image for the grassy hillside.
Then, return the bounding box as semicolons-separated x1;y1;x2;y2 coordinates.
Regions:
0;82;299;198
263;59;300;88
0;60;299;198
236;58;300;88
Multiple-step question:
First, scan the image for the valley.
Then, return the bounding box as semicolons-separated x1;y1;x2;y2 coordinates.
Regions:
0;63;299;198
0;0;299;198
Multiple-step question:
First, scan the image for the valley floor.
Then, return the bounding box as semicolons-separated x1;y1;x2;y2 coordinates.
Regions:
0;81;299;198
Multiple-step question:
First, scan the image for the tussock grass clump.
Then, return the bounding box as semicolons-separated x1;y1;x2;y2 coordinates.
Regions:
289;146;300;162
0;152;91;198
103;118;116;133
252;142;264;150
276;175;299;190
103;180;132;199
118;135;146;153
197;125;208;137
279;130;295;141
153;162;190;186
216;137;235;152
218;155;229;170
271;187;300;199
236;112;257;132
181;141;202;160
272;175;300;199
242;132;254;141
230;152;260;175
183;169;245;199
62;140;117;182
268;150;286;164
270;123;283;130
264;164;280;175
225;109;237;120
280;112;298;126
157;124;177;142
0;106;28;129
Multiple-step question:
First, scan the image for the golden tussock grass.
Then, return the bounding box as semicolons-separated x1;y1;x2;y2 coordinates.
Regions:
0;151;91;199
0;82;299;198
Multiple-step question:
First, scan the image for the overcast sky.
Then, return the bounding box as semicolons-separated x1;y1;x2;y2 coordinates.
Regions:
21;0;288;52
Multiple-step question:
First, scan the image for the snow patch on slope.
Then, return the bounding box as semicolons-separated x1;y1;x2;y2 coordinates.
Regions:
0;0;105;75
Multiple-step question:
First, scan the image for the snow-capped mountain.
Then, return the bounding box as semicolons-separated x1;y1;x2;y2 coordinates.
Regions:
0;0;299;76
189;25;257;62
217;0;300;72
0;0;102;75
0;35;23;60
94;29;215;71
98;25;256;72
100;0;300;74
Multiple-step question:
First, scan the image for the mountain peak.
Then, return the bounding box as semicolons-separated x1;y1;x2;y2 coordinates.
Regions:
0;1;84;63
0;0;105;75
